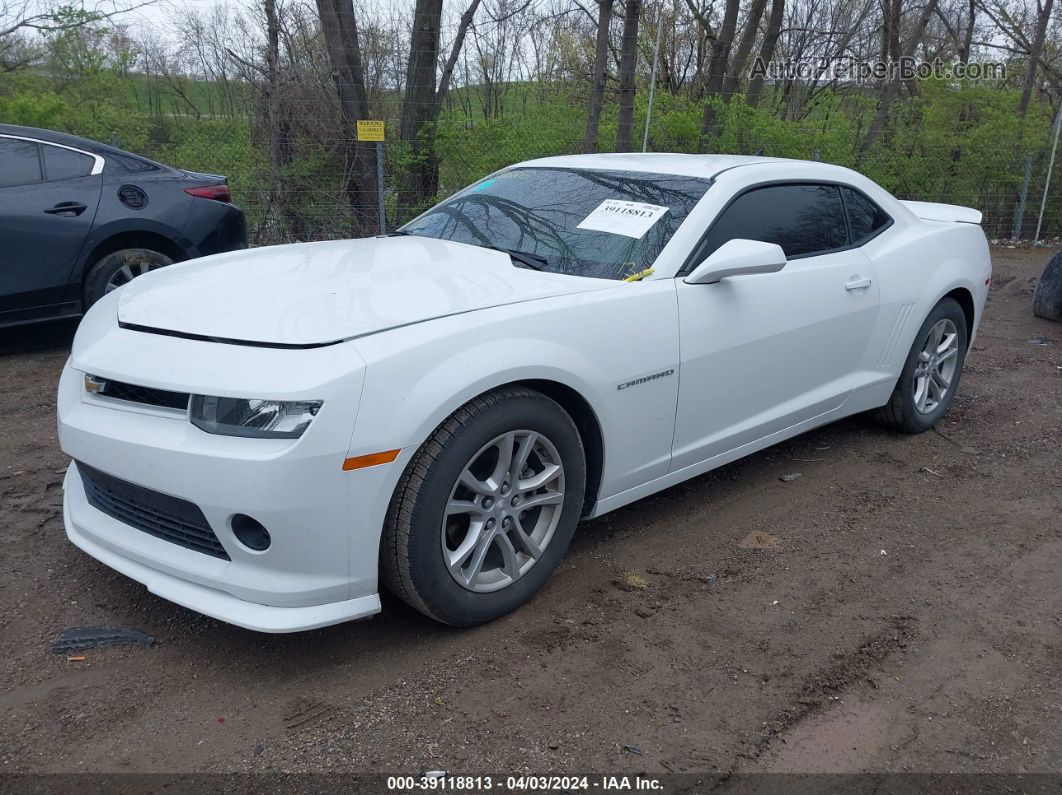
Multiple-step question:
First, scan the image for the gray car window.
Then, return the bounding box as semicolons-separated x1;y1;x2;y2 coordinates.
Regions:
42;145;95;181
0;139;43;188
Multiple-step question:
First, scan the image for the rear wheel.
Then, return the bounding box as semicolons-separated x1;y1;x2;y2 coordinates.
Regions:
877;297;968;433
381;386;586;626
84;248;173;308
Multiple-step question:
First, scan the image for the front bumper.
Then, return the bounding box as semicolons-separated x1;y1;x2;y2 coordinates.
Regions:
57;312;410;632
64;470;379;632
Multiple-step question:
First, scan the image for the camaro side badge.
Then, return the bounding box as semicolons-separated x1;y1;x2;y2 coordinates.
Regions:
617;369;675;391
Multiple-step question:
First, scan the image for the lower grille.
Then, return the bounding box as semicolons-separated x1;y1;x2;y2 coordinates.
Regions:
77;462;230;560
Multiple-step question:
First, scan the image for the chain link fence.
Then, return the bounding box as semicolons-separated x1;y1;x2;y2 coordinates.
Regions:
95;90;1062;247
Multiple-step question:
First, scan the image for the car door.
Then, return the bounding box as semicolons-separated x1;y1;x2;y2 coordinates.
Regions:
670;183;880;471
0;136;103;317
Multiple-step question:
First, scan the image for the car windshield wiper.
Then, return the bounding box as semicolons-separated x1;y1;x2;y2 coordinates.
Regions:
479;245;549;272
390;234;549;271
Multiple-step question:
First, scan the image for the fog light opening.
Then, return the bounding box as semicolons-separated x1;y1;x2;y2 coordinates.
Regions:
231;514;271;552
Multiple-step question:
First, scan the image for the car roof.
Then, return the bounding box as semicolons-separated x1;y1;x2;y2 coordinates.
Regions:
0;123;168;168
0;123;107;151
514;152;797;179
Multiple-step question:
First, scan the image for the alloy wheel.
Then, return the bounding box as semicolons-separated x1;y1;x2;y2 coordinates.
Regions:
441;430;565;593
105;260;157;293
913;318;960;414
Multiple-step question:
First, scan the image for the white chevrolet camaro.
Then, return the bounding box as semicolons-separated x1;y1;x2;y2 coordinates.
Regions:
58;154;992;631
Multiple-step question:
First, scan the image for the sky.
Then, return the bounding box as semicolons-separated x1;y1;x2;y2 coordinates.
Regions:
75;0;421;44
126;0;228;27
77;0;245;35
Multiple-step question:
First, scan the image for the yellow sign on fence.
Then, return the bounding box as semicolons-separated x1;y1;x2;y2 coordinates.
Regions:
357;120;385;142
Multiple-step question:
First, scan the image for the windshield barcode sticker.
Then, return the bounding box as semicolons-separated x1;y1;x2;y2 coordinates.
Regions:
576;199;669;239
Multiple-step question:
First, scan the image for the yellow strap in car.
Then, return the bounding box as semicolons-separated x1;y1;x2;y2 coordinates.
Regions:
623;268;655;283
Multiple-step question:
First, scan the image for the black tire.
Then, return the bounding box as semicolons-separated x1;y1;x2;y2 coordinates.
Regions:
876;297;969;434
381;386;586;626
83;248;173;309
1033;251;1062;322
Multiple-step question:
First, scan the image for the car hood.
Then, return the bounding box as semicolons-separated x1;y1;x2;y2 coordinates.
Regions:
116;236;614;346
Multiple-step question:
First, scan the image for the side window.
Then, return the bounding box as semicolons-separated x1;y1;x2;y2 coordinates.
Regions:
42;144;95;181
698;183;849;260
841;186;891;244
106;151;159;173
0;138;43;188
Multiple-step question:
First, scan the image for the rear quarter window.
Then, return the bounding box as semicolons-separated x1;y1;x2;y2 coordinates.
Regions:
105;152;163;174
42;145;95;181
841;186;892;244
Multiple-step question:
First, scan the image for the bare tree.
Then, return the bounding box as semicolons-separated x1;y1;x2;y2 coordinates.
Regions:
398;0;483;214
584;0;614;152
859;0;942;155
707;0;739;99
746;0;783;108
468;0;529;120
263;0;303;238
685;0;739;132
0;0;152;39
720;0;768;102
615;0;640;151
933;0;977;64
0;30;36;71
434;0;484;112
1018;0;1055;117
314;0;378;234
400;0;443;211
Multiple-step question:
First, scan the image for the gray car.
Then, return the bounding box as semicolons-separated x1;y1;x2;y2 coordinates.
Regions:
0;124;247;328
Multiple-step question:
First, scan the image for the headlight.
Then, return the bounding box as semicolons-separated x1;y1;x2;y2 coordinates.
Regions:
190;395;323;439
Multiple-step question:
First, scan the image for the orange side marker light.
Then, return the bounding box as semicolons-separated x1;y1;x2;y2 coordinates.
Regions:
342;449;401;471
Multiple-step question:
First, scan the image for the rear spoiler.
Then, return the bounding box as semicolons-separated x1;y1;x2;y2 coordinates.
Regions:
181;169;227;183
901;200;982;224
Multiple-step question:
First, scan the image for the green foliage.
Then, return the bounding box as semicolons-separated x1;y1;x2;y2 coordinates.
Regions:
46;8;109;82
851;83;1055;232
432;80;1059;237
1;17;1058;242
0;89;67;129
435;103;585;194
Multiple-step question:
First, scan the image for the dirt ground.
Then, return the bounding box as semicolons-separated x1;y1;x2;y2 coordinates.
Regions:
0;246;1060;780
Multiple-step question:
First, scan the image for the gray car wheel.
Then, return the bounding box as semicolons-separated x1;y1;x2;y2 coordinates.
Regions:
84;248;173;308
380;386;586;626
877;297;969;434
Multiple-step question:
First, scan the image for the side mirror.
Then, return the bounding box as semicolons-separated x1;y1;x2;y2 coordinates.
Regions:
684;239;787;285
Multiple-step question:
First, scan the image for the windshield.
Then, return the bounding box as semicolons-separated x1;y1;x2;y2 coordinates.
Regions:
399;167;713;280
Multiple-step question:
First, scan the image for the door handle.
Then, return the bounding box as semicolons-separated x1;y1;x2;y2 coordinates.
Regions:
845;277;872;291
44;202;87;216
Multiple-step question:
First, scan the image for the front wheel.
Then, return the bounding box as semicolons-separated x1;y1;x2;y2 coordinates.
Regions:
877;297;969;433
380;386;586;626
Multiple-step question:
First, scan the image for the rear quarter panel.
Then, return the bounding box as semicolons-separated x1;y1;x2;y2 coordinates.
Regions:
860;218;990;377
184;199;247;255
74;172;197;277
